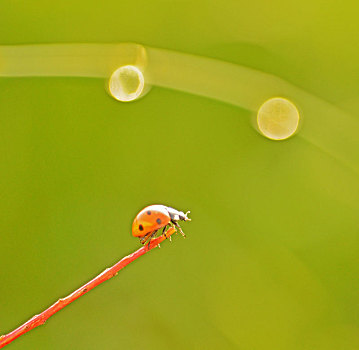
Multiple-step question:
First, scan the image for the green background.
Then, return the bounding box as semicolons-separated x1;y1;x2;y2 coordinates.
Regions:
1;1;358;349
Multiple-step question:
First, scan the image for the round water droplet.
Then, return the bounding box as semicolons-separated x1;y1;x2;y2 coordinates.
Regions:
109;65;145;102
257;97;300;140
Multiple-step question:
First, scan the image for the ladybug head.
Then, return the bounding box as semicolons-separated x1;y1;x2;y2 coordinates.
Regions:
166;207;191;222
180;211;191;221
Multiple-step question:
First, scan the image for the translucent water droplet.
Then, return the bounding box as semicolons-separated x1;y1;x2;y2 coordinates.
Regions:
108;65;146;102
257;97;300;140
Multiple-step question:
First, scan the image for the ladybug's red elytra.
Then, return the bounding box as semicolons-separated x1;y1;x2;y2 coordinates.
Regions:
132;205;191;245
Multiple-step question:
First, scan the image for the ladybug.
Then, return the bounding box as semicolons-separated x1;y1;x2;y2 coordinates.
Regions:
132;205;191;245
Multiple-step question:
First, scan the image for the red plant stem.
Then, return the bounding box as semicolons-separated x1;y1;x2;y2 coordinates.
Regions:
0;227;177;348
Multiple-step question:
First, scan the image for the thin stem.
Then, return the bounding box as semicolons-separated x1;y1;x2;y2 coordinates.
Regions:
0;227;177;349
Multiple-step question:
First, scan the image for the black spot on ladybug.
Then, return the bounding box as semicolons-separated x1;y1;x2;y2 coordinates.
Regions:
147;211;151;215
139;224;144;231
156;218;162;224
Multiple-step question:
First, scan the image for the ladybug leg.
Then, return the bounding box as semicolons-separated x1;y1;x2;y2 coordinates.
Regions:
162;226;168;237
146;230;158;249
162;225;172;242
169;221;178;234
139;231;154;245
139;234;150;245
173;221;186;238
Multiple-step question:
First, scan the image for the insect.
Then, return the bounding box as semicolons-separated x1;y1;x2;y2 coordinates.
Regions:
132;205;191;245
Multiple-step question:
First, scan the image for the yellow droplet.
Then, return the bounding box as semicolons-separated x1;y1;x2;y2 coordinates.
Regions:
109;65;145;102
257;97;300;140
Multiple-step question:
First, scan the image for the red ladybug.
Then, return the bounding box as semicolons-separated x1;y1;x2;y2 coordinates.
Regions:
132;205;191;245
